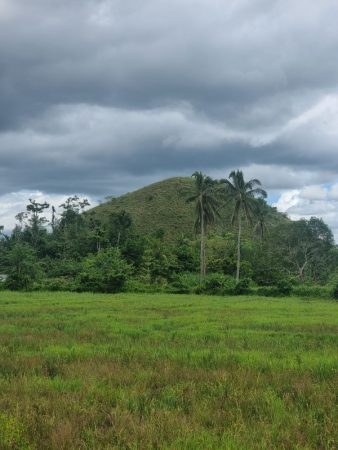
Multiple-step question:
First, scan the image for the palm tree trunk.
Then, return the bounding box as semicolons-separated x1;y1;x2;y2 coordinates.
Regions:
200;198;205;281
236;214;241;283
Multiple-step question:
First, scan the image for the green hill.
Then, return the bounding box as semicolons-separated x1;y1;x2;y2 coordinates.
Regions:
90;177;196;239
88;176;287;240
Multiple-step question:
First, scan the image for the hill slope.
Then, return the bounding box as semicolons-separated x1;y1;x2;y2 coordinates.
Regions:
89;177;287;240
91;177;196;238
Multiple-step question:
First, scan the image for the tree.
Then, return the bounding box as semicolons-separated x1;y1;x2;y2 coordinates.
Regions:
14;199;50;252
253;198;271;242
57;196;91;258
275;218;335;283
187;172;220;280
5;242;42;290
108;210;132;247
223;170;267;283
78;248;132;293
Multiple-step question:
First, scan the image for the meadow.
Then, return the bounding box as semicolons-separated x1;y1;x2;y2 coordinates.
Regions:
0;292;337;450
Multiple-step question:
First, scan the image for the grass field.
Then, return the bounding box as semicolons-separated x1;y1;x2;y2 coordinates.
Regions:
0;292;337;449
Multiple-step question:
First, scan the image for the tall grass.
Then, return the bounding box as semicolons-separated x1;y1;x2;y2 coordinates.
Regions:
0;291;337;449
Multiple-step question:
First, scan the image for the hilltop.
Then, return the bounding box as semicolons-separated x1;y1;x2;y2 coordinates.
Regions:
88;176;287;240
89;177;195;238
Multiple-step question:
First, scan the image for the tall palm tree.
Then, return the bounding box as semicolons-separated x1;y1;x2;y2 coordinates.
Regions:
253;198;270;242
187;172;220;280
223;170;267;283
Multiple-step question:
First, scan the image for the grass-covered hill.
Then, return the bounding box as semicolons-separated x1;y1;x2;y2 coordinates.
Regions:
89;176;287;240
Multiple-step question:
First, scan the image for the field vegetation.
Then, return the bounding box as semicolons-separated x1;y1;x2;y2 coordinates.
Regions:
0;291;337;449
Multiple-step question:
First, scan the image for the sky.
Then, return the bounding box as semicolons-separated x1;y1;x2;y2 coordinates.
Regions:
1;0;338;238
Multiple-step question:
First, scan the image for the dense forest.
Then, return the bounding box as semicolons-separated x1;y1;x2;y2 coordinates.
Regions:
0;171;338;298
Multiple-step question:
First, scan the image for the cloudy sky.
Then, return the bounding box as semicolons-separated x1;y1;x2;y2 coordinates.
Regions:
1;0;338;238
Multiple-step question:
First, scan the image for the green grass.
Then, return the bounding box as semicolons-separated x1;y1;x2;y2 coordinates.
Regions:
89;177;197;239
0;291;337;449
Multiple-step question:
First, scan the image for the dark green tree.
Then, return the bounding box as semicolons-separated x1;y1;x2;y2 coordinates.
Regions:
78;248;132;293
108;210;132;247
253;198;271;242
5;242;42;290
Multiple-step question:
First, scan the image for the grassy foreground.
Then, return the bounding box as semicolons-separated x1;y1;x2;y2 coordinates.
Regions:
0;292;337;450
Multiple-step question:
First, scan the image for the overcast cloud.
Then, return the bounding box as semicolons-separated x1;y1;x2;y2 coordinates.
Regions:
1;0;338;237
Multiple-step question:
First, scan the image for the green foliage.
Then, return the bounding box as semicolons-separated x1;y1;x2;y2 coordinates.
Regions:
331;284;338;300
196;273;237;295
174;237;198;273
233;277;251;295
77;248;132;293
256;286;281;297
292;284;331;299
277;279;293;295
1;176;338;297
169;272;201;294
326;273;338;300
124;278;164;293
38;276;77;292
5;243;42;291
138;236;177;283
222;170;267;282
44;258;82;278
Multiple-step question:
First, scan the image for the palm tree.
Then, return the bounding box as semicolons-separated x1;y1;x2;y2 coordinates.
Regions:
223;170;267;283
187;172;220;280
253;198;270;242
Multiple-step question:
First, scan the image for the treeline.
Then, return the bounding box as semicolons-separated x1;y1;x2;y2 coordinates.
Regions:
0;171;338;298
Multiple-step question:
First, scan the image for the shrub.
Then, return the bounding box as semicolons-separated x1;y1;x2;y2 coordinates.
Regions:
195;273;237;296
38;276;77;292
77;248;132;293
292;284;330;299
257;286;280;297
199;273;226;295
328;272;338;300
277;279;292;295
234;277;251;295
331;284;338;300
45;258;82;277
169;273;200;294
125;278;163;293
256;279;292;297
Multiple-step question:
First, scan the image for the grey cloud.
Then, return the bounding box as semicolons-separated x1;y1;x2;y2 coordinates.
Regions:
1;0;338;202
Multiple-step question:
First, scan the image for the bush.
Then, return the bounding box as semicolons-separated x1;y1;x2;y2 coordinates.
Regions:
195;273;237;296
77;248;132;293
124;278;164;293
38;276;77;292
169;273;200;294
256;279;292;297
328;272;338;300
45;258;82;277
199;273;226;295
292;284;330;299
277;279;292;295
257;286;280;297
234;277;251;295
